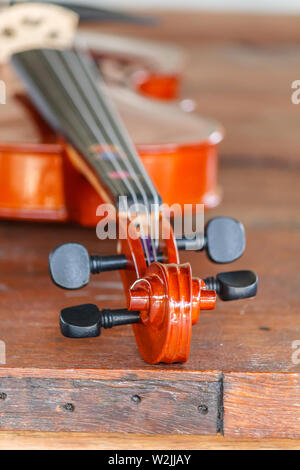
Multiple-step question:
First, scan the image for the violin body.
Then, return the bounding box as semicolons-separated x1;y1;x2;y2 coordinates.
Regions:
0;31;222;226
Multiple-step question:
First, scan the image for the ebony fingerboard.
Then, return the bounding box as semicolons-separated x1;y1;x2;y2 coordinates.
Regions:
11;48;161;209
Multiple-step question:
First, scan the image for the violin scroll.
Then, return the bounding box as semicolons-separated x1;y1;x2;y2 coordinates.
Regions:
58;264;257;363
49;212;256;364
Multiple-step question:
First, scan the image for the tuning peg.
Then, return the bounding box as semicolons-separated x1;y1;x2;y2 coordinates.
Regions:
176;217;246;263
204;270;258;301
49;243;128;290
60;304;140;338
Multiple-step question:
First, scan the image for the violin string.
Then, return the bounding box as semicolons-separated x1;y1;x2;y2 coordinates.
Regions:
89;67;161;254
42;49;152;264
67;51;150;215
52;51;130;200
74;50;159;261
19;48;148;260
76;45;161;249
16;47;156;264
43;49;151;263
34;51;126;201
13;50;123;202
62;50;155;263
72;35;160;259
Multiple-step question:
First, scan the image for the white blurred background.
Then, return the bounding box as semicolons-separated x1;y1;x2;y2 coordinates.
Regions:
66;0;300;14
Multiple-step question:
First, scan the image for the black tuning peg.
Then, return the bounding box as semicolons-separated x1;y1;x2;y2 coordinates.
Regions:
60;304;140;338
49;243;128;290
176;217;246;264
204;270;258;301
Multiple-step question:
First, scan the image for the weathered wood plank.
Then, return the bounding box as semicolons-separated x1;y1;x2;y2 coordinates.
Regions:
0;376;220;434
224;373;300;438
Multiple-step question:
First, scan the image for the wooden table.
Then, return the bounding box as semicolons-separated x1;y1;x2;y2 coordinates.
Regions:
0;11;300;449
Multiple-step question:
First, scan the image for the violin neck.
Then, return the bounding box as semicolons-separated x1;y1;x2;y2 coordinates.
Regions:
11;48;161;211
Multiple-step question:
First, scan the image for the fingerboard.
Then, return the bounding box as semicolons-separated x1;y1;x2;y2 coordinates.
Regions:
11;48;161;210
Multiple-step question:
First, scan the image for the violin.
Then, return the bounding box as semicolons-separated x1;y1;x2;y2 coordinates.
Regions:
1;2;257;364
0;2;222;226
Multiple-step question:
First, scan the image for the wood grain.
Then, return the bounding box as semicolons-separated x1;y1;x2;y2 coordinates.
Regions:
0;375;220;434
0;11;299;441
0;432;300;450
224;373;300;439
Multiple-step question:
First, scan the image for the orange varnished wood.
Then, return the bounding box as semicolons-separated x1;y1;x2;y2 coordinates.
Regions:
137;73;180;100
116;212;215;364
130;263;193;364
0;142;67;221
128;262;216;364
115;209;216;364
